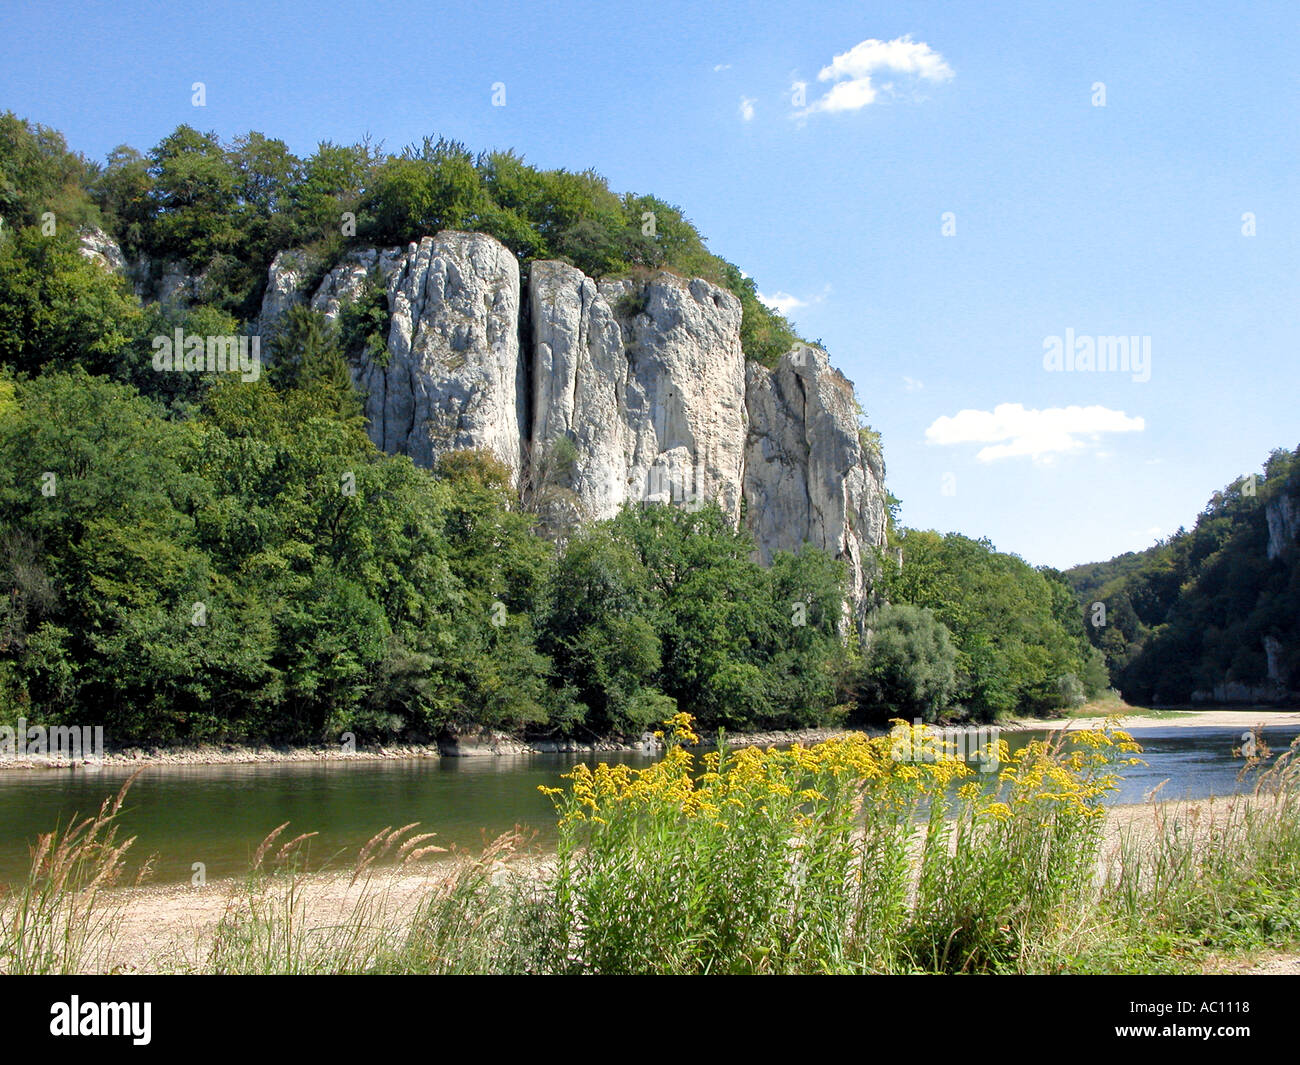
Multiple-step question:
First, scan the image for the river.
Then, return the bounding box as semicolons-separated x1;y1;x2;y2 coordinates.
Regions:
1;723;1296;885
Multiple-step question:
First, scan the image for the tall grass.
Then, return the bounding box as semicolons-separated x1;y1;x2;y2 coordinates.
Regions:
1096;733;1300;963
0;772;148;974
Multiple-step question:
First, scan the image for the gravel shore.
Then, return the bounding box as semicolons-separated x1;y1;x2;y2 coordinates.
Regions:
4;709;1298;772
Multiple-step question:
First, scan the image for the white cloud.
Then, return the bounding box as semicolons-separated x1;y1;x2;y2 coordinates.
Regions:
758;290;805;315
902;376;924;392
819;35;954;83
739;96;756;121
925;403;1144;462
800;34;952;116
810;78;878;113
758;284;829;317
713;63;732;72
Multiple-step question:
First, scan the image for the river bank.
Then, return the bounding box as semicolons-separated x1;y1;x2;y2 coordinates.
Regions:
1016;706;1300;732
4;706;1298;772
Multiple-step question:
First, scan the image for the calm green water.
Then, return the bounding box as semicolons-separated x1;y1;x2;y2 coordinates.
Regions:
1;723;1296;885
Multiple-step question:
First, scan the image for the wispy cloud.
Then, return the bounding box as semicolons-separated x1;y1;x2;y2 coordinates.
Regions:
713;63;732;72
739;96;756;121
758;290;804;315
799;35;953;116
902;376;924;392
758;284;829;317
925;403;1144;462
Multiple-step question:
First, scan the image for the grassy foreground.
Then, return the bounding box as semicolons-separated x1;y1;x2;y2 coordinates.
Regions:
3;716;1299;975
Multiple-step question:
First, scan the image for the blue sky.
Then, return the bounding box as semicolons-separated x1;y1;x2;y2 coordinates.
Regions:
3;0;1297;569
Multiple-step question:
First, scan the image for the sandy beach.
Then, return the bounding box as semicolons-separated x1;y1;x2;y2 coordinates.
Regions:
1019;708;1300;732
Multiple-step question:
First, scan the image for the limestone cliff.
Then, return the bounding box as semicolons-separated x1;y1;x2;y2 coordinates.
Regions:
1266;491;1299;561
527;259;747;524
744;345;888;620
254;229;888;613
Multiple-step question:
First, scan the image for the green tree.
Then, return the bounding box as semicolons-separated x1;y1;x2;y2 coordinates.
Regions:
857;604;957;722
541;528;667;734
146;125;240;262
884;530;1093;720
93;145;154;256
0;226;142;377
0;112;101;232
271;305;363;423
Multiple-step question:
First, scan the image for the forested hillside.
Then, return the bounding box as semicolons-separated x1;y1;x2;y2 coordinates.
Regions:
1065;447;1300;704
0;112;1107;743
865;529;1110;722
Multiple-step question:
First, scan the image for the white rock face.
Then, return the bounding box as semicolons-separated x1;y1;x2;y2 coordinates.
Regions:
157;261;203;306
744;345;887;618
77;227;126;273
527;261;747;523
76;230;205;311
309;246;405;317
527;260;627;520
1266;492;1299;560
369;233;524;473
268;234;525;477
1265;634;1286;686
257;248;321;336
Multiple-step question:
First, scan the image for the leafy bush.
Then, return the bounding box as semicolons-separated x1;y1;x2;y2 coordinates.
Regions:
858;603;957;722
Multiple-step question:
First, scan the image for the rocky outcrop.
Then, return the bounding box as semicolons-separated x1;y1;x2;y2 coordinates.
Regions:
526;260;627;520
1265;634;1288;689
527;261;747;523
308;246;405;317
257;231;889;614
744;345;887;619
1266;491;1299;560
257;248;323;336
269;235;525;475
77;227;126;273
74;229;205;308
373;234;525;473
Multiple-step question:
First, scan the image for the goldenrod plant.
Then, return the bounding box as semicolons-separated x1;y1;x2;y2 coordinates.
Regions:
538;713;1139;973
